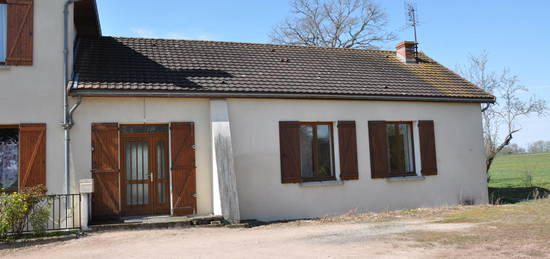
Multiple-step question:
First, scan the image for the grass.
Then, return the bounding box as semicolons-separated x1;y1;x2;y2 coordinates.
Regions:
293;198;550;256
488;152;550;203
401;198;550;256
489;152;550;189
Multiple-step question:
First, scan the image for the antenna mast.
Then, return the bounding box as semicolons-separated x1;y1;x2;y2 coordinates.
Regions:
406;2;419;57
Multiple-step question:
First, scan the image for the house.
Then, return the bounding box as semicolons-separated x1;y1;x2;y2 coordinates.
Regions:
0;0;495;223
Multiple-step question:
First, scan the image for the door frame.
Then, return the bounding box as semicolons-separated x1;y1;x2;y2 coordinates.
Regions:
119;124;171;216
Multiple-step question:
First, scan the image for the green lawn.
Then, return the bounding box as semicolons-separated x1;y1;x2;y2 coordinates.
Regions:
488;152;550;203
489;152;550;189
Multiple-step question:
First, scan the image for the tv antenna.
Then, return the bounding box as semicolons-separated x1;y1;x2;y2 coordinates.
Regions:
405;1;419;57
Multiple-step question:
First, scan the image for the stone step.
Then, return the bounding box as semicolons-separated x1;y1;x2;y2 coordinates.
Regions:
90;215;225;232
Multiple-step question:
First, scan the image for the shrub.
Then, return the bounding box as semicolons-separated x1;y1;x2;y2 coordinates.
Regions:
0;185;48;240
29;205;49;235
0;192;28;239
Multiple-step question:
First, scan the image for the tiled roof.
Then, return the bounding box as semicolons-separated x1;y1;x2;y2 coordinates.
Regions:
71;37;495;102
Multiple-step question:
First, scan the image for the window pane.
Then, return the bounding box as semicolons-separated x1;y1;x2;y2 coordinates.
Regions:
399;124;414;172
0;4;6;62
316;125;333;177
126;142;149;180
157;141;165;179
386;124;399;172
0;129;18;192
120;125;168;134
299;125;314;177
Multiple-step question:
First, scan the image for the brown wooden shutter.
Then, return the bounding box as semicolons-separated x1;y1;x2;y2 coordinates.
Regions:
18;123;46;189
368;121;389;178
279;121;301;183
91;123;120;220
418;120;438;176
338;121;358;180
170;122;196;216
6;0;33;66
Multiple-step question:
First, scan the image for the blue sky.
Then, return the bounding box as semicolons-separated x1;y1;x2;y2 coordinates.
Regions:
96;0;550;147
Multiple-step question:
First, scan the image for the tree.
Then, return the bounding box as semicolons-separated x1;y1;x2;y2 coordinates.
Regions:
500;143;525;155
528;140;550;153
457;51;547;177
270;0;395;49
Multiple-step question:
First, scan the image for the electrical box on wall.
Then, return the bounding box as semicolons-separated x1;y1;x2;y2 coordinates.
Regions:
79;179;94;193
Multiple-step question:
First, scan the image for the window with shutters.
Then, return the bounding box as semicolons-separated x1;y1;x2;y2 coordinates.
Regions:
0;127;19;192
299;122;335;181
385;122;416;177
0;3;6;63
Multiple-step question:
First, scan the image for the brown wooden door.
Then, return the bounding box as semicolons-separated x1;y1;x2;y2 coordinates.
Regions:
92;123;120;220
170;122;197;216
121;132;170;216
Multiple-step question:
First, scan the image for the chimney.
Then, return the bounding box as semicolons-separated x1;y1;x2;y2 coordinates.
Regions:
396;41;417;64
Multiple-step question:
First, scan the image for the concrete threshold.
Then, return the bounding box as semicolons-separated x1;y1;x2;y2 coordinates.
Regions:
90;215;226;232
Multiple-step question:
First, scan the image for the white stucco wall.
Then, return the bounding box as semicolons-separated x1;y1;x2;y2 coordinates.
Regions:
6;85;487;220
0;0;76;194
70;97;213;216
227;99;488;221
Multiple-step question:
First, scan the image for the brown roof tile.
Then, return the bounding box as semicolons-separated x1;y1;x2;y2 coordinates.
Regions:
71;37;495;102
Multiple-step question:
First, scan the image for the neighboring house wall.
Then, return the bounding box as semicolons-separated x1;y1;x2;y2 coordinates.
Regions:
0;0;77;194
227;99;488;221
69;97;213;215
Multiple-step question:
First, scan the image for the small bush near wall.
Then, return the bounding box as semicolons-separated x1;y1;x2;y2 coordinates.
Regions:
0;185;48;240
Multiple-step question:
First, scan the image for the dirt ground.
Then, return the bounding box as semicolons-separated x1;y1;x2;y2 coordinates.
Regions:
2;199;550;258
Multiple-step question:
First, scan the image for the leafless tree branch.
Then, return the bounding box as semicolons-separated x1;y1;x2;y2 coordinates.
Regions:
270;0;396;49
457;52;548;180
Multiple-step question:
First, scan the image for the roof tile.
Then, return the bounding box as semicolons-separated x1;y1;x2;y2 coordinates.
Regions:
72;37;494;101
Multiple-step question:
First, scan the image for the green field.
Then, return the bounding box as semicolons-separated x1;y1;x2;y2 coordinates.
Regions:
488;152;550;203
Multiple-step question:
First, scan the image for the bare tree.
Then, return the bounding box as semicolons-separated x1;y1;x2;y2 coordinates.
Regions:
500;143;525;155
270;0;395;49
457;51;547;177
528;140;550;153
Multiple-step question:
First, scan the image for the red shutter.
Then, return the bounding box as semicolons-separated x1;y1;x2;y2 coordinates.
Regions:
418;120;438;176
170;122;196;216
18;123;46;189
368;121;389;178
338;121;358;180
91;123;120;220
6;0;33;66
279;121;301;183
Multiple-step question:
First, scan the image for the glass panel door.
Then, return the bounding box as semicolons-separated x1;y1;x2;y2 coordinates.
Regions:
125;141;149;206
121;127;170;216
122;139;153;215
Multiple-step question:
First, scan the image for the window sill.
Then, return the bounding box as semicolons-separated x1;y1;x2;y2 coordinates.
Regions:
0;65;11;70
386;175;425;182
300;180;344;187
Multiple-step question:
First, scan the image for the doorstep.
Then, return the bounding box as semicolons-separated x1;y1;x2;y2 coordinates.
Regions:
90;215;225;232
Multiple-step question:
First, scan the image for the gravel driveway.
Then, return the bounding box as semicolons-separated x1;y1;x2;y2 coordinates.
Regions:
0;220;472;259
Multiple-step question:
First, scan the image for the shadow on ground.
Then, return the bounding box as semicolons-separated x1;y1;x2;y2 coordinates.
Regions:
489;187;550;204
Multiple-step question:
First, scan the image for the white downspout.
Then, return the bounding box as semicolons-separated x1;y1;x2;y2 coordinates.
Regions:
63;0;81;194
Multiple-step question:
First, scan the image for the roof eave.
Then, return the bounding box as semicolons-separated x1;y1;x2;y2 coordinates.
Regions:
70;89;496;104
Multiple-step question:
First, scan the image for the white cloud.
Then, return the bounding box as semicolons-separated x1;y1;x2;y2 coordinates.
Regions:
130;27;219;41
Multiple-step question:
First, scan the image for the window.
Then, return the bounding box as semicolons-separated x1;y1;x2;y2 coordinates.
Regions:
369;120;437;179
299;122;334;181
385;122;415;177
280;121;358;184
0;128;19;192
0;3;6;63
